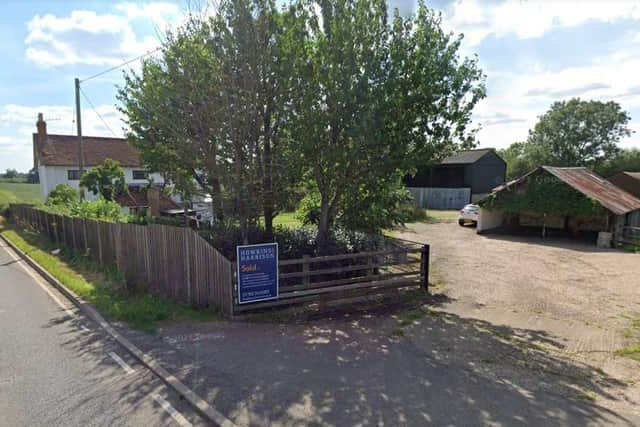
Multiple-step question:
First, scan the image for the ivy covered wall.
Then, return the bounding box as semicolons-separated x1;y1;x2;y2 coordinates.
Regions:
479;171;609;217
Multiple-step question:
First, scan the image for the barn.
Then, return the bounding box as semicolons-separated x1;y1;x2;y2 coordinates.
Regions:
608;172;640;199
405;148;506;209
477;166;640;246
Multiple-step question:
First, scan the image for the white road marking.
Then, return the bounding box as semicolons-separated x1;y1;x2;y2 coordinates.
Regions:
152;393;193;427
2;244;75;317
108;351;135;374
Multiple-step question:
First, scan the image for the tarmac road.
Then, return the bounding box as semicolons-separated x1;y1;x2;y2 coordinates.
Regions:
0;240;208;427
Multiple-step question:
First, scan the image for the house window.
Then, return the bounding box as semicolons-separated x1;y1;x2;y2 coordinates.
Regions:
67;170;81;180
132;170;148;180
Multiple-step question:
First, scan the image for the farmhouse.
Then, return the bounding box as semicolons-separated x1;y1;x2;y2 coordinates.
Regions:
33;113;165;202
608;172;640;200
477;166;640;246
405;148;506;209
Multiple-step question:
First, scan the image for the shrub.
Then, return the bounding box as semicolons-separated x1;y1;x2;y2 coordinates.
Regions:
200;222;384;261
68;198;127;222
46;184;78;207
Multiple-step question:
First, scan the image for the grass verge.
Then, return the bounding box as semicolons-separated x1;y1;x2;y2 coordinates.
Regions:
1;224;219;332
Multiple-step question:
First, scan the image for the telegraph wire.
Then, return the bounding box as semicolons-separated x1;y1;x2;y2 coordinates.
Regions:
80;46;162;83
80;87;117;137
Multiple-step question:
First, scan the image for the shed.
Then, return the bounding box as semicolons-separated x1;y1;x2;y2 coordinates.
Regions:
477;166;640;245
405;149;506;209
608;172;640;200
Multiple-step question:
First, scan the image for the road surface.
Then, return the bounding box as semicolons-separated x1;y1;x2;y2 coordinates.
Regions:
0;239;208;427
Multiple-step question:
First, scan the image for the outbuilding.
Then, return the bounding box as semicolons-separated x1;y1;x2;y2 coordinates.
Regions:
405;148;507;209
608;172;640;200
477;166;640;246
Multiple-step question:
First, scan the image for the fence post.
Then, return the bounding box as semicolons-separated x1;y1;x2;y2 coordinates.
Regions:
184;228;192;304
420;244;430;294
302;255;310;286
96;221;103;266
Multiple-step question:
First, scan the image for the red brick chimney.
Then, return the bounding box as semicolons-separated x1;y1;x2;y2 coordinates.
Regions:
33;112;47;169
36;112;47;138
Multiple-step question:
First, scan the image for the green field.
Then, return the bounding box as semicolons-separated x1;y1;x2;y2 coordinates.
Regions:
0;182;42;209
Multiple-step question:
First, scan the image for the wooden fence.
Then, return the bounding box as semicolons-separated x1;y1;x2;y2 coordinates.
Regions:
9;204;430;317
9;204;234;316
621;226;640;246
233;241;429;313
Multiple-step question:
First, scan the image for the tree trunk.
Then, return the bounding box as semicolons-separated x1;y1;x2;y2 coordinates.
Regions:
317;193;331;254
262;107;274;239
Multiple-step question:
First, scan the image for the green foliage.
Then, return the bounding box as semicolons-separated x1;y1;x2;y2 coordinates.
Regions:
499;142;538;181
4;168;19;179
283;0;485;247
595;149;640;177
45;197;128;222
119;0;485;249
0;182;42;211
46;184;78;207
501;99;632;180
296;182;421;232
1;228;219;331
69;198;128;222
80;159;127;201
481;172;608;217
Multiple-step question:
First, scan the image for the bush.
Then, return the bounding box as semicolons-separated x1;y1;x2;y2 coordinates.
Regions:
295;183;419;232
46;184;78;207
199;222;384;261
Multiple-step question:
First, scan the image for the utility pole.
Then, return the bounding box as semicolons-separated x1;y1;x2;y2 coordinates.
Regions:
75;77;85;199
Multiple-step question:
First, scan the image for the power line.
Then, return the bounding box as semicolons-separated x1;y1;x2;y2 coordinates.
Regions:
80;46;162;83
80;87;117;137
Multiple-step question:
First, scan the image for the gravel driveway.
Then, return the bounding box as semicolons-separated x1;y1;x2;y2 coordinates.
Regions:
396;221;640;420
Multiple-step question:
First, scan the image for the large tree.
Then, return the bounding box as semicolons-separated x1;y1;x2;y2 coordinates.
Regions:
526;98;631;168
119;0;292;241
284;0;485;249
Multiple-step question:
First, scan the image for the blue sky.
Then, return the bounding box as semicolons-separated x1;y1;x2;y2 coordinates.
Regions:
2;0;640;172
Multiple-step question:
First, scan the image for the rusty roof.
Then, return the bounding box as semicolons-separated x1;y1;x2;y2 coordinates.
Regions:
35;134;141;167
543;167;640;215
488;166;640;215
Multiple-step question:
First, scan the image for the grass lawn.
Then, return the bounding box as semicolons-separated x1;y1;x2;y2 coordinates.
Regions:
0;182;42;209
0;222;219;332
273;211;304;228
422;209;460;224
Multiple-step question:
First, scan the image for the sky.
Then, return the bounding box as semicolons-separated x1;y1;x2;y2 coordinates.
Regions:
2;0;640;172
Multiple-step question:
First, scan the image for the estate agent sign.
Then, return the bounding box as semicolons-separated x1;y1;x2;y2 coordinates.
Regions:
236;243;279;304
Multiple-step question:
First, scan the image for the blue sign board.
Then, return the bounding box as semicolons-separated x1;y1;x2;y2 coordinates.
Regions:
236;243;279;304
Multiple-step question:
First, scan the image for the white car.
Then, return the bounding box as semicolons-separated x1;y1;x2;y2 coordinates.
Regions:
458;204;479;226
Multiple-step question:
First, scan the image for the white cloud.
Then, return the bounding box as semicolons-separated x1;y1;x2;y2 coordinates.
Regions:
472;48;640;150
25;2;179;67
444;0;640;46
0;103;127;171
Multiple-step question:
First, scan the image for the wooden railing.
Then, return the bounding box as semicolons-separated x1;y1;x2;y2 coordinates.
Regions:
233;241;429;313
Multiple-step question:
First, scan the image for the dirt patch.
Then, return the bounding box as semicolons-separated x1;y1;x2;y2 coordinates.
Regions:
396;221;640;419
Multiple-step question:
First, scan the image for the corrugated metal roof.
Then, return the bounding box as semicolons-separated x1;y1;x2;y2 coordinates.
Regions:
488;166;640;215
543;167;640;215
440;149;495;165
623;172;640;180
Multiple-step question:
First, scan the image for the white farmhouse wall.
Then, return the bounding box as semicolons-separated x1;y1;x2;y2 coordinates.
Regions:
477;208;504;233
39;165;164;200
